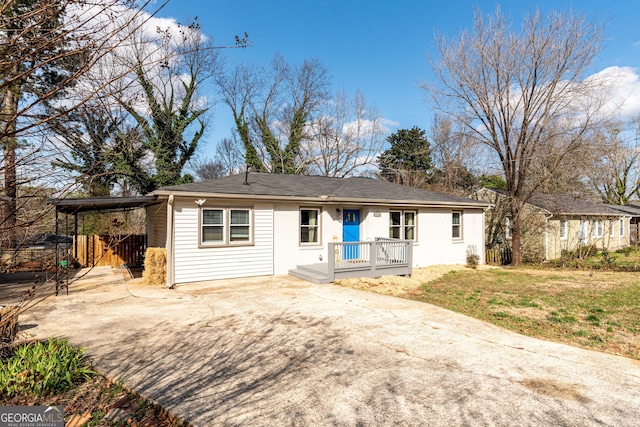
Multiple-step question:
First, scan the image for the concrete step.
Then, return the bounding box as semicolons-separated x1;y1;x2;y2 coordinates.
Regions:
288;268;332;284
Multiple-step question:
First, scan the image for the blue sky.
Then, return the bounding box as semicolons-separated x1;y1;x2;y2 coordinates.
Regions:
157;0;640;158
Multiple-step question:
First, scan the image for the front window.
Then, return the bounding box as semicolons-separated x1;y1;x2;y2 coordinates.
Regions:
559;220;568;240
592;219;604;238
389;211;417;240
620;219;625;237
300;208;320;244
452;211;462;239
609;220;615;237
201;208;252;246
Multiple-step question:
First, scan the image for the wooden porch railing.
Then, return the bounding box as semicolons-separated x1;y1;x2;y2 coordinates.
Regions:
327;238;412;281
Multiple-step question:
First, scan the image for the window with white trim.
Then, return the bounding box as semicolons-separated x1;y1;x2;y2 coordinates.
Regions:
229;209;251;242
609;220;615;237
592;219;604;238
389;211;417;240
619;219;625;237
201;208;252;246
202;209;224;243
300;208;321;244
452;211;462;239
559;220;568;240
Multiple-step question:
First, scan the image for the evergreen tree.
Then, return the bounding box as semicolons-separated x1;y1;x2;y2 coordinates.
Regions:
378;127;433;187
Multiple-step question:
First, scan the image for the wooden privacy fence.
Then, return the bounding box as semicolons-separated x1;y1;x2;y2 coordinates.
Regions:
74;235;146;268
485;247;512;265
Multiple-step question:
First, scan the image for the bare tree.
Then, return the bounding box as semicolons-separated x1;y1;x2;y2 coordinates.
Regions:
104;17;222;193
213;135;244;175
0;0;167;247
215;62;264;170
429;114;478;194
305;90;386;177
588;119;640;204
217;54;331;174
425;8;607;264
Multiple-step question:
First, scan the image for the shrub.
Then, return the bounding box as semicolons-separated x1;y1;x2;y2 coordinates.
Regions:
599;249;615;269
0;339;94;398
466;245;480;269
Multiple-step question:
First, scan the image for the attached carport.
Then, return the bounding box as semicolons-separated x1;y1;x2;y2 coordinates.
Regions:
49;196;160;293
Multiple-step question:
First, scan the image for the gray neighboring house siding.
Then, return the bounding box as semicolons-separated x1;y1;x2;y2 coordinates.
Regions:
477;189;631;261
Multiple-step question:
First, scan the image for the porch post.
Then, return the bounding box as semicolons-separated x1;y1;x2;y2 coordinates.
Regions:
369;241;376;275
328;242;336;281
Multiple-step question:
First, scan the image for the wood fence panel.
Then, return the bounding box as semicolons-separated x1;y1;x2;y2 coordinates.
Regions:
73;235;146;268
485;248;512;265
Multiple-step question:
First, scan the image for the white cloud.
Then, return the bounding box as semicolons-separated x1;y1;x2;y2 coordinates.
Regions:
586;66;640;119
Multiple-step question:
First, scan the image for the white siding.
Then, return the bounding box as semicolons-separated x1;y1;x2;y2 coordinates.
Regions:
146;202;167;248
172;200;274;284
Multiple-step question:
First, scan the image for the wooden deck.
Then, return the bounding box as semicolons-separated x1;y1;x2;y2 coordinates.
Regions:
289;238;413;284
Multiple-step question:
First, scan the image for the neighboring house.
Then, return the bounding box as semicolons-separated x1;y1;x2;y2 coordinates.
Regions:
477;188;631;261
148;173;490;287
607;204;640;245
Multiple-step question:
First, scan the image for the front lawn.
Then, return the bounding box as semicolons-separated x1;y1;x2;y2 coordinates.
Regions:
415;268;640;359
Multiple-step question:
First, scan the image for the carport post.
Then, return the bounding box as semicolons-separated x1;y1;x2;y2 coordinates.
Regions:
55;207;59;295
74;212;78;264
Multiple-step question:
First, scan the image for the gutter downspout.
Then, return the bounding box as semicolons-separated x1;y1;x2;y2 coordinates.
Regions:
166;195;175;288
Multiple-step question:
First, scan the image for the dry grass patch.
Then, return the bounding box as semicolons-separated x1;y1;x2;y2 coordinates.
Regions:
520;378;589;403
335;264;496;297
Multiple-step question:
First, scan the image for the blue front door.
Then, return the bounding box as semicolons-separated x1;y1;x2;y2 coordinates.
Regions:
343;209;360;259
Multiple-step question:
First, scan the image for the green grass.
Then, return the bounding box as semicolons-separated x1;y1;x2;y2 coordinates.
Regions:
552;246;640;270
414;268;640;359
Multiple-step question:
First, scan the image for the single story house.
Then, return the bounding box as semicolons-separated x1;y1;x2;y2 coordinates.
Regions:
148;173;491;287
477;188;631;261
606;203;640;245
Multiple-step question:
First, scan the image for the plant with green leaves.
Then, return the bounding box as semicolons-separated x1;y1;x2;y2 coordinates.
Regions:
0;338;94;398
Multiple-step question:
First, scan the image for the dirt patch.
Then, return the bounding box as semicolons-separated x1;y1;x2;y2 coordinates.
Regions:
335;264;497;297
520;378;590;403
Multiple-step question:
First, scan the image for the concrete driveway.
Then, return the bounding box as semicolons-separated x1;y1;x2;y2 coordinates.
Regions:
18;267;640;426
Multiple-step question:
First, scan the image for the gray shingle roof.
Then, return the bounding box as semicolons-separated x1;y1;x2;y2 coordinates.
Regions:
606;204;640;216
526;194;625;216
152;173;488;207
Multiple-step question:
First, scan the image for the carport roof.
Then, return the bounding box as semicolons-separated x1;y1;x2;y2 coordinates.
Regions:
50;196;159;214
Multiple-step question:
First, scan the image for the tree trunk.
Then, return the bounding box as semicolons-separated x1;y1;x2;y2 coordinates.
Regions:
1;85;18;249
509;195;522;265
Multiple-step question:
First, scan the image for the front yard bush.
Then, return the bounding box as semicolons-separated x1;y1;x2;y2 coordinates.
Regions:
0;338;94;398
